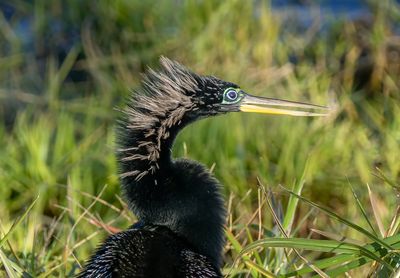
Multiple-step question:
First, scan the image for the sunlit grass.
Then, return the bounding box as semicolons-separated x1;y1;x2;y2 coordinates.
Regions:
1;0;400;277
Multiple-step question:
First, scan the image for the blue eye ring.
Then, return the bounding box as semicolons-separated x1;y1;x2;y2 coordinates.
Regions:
222;88;242;104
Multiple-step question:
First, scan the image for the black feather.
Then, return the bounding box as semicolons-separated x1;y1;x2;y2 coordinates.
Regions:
78;224;221;278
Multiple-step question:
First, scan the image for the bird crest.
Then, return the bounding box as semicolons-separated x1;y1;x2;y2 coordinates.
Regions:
119;57;203;181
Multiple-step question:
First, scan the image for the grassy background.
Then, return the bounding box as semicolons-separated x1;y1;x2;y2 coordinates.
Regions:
1;0;400;277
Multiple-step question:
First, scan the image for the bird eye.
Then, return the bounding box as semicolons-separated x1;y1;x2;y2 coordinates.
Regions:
222;88;242;104
227;90;237;100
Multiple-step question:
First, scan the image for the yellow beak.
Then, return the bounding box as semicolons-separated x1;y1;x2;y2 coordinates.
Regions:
240;94;329;117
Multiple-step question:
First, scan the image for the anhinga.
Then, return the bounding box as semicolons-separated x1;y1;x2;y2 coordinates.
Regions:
79;57;327;277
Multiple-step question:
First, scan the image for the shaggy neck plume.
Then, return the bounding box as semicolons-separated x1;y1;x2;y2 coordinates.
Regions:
117;58;226;267
118;62;199;181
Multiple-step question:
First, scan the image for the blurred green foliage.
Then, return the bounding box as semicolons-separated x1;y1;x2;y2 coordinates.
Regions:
0;0;399;276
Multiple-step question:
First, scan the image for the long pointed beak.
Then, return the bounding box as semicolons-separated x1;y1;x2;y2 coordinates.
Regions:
240;94;330;117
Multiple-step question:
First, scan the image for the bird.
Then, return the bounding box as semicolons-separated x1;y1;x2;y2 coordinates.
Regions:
78;57;328;277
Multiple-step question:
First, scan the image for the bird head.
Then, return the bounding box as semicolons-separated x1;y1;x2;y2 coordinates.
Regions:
144;57;329;121
189;74;329;119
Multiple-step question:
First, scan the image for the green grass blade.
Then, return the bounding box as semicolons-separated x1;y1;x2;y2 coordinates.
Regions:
348;182;378;236
226;229;275;277
0;248;24;278
282;179;305;235
373;168;400;190
280;186;394;251
239;238;388;260
283;233;400;277
316;257;377;278
245;259;276;278
282;253;358;277
0;195;39;248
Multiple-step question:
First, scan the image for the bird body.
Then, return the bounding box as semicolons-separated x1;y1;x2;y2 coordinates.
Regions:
79;57;328;277
78;223;221;277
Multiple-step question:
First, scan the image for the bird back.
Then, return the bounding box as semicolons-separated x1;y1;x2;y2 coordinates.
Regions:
78;224;222;278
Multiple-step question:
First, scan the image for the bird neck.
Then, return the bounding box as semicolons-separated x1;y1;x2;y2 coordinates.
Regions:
118;111;193;182
118;114;225;267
